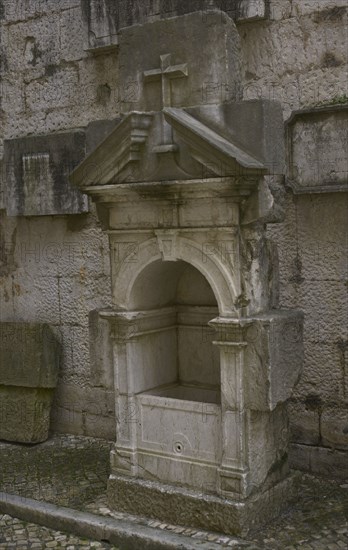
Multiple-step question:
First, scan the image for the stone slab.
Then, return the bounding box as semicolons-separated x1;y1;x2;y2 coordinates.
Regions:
83;1;267;51
287;105;348;193
186;100;285;176
86;117;123;154
244;310;304;411
0;323;60;388
0;386;53;443
212;310;304;411
107;472;298;537
118;11;242;112
3;131;88;216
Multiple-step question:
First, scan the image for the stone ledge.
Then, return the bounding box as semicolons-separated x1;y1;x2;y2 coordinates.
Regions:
0;492;225;550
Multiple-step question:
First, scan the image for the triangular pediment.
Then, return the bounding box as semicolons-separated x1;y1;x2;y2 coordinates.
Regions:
70;107;266;189
70;112;153;188
163;108;266;176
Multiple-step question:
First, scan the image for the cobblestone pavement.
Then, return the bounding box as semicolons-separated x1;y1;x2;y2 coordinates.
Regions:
0;435;111;508
0;514;119;549
0;435;347;549
85;475;348;549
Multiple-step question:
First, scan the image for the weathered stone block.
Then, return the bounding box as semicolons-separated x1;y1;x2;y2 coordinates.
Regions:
4;131;88;216
85;118;123;154
0;387;53;444
25;65;79;112
89;310;114;390
0;323;60;443
59;6;86;62
107;472;297;537
82;1;267;52
118;11;242;112
187;100;285;176
0;323;59;388
50;405;84;437
288;400;320;445
3;13;61;71
290;443;348;479
243;310;304;411
247;405;290;490
321;408;348;451
287;105;348;194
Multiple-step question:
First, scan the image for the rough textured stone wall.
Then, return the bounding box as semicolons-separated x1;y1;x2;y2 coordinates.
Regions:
238;0;348;476
0;0;118;439
0;0;347;473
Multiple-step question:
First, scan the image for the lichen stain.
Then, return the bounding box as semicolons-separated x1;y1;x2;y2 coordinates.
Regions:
66;214;90;233
24;37;41;66
0;278;10;302
322;52;342;68
12;282;21;296
79;266;87;283
314;5;347;23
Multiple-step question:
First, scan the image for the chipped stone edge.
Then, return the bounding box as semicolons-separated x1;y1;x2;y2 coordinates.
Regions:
0;492;225;550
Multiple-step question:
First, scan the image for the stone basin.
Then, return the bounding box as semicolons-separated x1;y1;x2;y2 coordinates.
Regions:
135;383;221;490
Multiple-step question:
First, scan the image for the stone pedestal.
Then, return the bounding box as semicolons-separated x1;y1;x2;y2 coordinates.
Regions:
107;471;298;537
0;323;60;443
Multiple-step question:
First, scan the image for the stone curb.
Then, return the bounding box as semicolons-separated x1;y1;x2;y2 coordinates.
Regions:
0;492;226;550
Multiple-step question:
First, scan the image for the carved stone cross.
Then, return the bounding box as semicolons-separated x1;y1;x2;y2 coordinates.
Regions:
143;54;188;150
143;53;188;109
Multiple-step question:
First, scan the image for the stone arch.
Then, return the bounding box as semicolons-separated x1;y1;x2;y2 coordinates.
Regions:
112;235;238;316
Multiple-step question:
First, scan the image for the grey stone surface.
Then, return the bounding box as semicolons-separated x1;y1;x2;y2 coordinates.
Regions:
0;387;54;444
51;384;115;440
0;493;227;550
86;118;123;154
107;473;298;537
287;105;348;193
0;435;111;509
118;12;242;112
82;1;267;51
186;100;285;176
0;323;59;388
0;0;347;478
0;323;60;443
0;514;117;549
3;131;88;216
70;3;304;529
290;443;348;480
0;434;347;549
242;310;304;411
267;190;348;474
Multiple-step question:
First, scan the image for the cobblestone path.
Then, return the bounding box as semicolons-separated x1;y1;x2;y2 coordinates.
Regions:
0;435;347;549
0;514;118;549
86;475;348;549
0;435;111;508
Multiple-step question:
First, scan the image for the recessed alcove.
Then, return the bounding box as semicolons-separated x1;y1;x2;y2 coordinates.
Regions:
128;259;220;401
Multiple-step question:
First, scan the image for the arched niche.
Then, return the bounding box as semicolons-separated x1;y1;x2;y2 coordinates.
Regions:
112;235;238;317
127;259;220;402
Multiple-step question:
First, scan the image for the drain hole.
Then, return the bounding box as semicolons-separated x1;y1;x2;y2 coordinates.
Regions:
174;442;183;454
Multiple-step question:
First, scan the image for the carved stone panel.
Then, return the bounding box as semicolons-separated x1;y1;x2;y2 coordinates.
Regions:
4;131;88;216
287;105;348;194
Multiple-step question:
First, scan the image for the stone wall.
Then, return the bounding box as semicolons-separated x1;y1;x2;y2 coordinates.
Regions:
238;0;348;477
0;0;347;475
0;0;118;439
